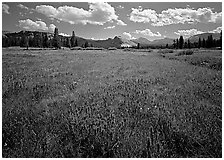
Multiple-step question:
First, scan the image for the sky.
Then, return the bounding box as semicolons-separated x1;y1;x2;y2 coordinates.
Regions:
2;2;222;41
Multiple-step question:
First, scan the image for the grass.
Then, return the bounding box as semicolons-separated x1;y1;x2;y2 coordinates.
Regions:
175;49;194;56
2;48;222;157
159;49;222;71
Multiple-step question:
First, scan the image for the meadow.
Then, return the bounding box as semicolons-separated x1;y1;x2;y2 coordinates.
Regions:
2;47;222;157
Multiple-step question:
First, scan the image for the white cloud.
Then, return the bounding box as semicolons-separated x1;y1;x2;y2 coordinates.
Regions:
104;25;115;29
18;19;49;31
123;32;135;40
174;27;222;38
130;8;158;23
59;32;70;37
209;26;222;33
174;28;205;38
36;2;125;26
90;37;106;40
134;29;161;37
117;19;127;26
130;7;222;26
49;24;56;32
2;4;10;14
18;4;29;10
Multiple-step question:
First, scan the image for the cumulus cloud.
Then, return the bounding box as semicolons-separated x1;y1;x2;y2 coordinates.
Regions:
104;25;115;29
209;26;222;33
134;29;161;37
2;4;10;14
18;19;49;31
49;24;56;32
36;2;126;26
174;27;222;38
59;32;70;37
18;4;29;10
174;28;205;38
130;7;222;26
123;32;135;40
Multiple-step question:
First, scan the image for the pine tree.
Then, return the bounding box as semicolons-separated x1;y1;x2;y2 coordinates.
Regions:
137;43;140;49
198;37;201;48
202;38;206;48
184;42;188;48
176;39;179;49
53;27;61;49
43;34;49;48
188;39;191;49
75;39;78;47
84;41;88;48
206;35;213;48
179;36;184;49
173;39;176;49
166;44;169;48
70;31;75;47
66;37;71;48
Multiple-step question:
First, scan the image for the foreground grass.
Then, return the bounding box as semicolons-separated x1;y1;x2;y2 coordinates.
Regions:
2;48;222;157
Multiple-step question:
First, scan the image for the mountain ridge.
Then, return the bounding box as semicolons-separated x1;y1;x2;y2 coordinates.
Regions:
2;30;221;48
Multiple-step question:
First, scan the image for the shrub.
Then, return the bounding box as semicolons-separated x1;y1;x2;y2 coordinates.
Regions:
123;48;132;52
175;50;194;56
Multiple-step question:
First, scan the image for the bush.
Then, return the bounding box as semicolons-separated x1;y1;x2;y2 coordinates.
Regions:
175;50;194;56
157;49;174;54
123;48;132;52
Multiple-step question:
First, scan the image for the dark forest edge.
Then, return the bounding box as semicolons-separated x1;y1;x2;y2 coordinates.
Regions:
2;28;222;50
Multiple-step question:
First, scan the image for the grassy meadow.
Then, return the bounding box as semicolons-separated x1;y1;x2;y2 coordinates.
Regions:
2;47;222;157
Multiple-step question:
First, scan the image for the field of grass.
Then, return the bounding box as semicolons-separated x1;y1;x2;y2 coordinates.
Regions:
2;48;222;157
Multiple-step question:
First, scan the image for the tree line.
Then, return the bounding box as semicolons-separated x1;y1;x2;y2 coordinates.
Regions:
2;28;92;49
172;31;222;49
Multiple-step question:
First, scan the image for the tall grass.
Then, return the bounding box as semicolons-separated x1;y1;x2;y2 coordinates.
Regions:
2;77;221;157
2;49;221;158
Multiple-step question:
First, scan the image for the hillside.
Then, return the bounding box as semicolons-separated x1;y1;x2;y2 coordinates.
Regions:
2;30;222;48
131;37;151;45
148;38;174;46
188;33;221;43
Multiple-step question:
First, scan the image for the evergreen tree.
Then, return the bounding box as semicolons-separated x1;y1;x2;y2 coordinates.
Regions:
84;41;88;48
173;39;176;49
70;31;75;47
188;39;191;49
166;44;168;48
202;38;206;48
75;39;78;47
137;43;140;49
184;42;188;48
179;36;184;49
206;35;213;48
43;34;49;48
198;37;201;48
53;27;61;49
66;37;71;48
176;39;179;49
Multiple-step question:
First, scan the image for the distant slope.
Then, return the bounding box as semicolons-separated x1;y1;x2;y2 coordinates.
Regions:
188;33;221;43
131;37;151;45
3;30;221;48
86;36;137;48
149;38;174;46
